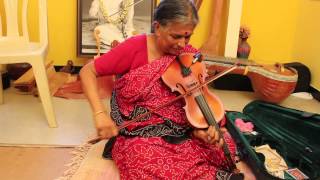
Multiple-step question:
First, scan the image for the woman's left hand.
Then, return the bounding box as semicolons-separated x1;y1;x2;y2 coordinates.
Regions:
192;125;224;147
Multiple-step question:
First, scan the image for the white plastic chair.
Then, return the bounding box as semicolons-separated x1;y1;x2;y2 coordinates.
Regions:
0;0;57;127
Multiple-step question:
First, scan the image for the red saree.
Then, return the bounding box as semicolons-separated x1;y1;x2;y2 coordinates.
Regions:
94;34;237;179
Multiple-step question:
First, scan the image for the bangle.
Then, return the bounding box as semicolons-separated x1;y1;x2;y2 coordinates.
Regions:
234;154;241;163
93;110;106;117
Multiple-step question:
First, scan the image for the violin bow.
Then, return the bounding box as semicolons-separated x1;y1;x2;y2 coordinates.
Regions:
88;61;239;144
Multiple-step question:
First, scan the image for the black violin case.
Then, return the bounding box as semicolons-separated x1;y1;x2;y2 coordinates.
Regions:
225;100;320;180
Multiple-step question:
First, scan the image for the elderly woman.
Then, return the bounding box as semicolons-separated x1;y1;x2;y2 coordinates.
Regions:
81;0;255;179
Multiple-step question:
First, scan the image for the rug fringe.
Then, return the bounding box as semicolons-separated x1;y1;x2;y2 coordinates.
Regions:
55;142;92;180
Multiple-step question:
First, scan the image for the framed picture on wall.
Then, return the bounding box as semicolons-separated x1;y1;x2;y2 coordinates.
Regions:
77;0;156;57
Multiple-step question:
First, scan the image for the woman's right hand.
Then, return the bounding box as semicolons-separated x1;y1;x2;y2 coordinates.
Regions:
192;126;224;147
94;113;119;139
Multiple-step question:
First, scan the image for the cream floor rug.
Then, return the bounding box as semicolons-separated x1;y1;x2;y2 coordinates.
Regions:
0;88;104;147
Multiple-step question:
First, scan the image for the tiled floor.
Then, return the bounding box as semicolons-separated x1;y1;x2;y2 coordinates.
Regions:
0;88;101;146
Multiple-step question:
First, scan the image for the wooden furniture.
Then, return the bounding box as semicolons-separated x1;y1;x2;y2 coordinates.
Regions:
199;0;224;56
197;0;243;58
0;0;57;127
194;0;203;11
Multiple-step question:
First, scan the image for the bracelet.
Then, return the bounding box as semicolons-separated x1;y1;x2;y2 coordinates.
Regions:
234;153;241;163
235;159;241;163
93;110;106;117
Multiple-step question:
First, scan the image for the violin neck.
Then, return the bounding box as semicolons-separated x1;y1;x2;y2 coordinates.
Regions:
195;94;218;128
195;94;236;171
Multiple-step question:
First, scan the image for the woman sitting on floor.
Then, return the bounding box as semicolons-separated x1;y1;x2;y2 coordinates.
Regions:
80;0;255;179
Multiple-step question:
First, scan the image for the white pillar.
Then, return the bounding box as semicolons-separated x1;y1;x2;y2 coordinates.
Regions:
224;0;243;58
0;11;2;36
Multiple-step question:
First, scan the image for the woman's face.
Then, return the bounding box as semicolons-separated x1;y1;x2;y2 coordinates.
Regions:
155;21;196;55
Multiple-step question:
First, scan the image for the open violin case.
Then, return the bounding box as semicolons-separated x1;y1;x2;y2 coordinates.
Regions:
225;100;320;180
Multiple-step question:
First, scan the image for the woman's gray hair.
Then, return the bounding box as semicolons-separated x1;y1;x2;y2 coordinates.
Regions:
153;0;199;27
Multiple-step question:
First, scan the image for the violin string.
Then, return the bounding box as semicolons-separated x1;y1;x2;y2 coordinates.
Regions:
196;95;236;171
119;64;238;130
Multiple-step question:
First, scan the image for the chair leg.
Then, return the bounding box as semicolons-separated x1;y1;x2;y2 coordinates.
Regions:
32;60;58;128
0;72;3;104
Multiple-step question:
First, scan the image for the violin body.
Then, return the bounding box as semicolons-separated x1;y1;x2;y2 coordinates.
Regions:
162;53;224;129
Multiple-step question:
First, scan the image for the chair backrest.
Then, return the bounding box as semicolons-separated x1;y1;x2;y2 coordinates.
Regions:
2;0;48;45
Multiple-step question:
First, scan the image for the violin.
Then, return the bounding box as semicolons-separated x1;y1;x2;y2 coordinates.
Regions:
161;52;237;171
